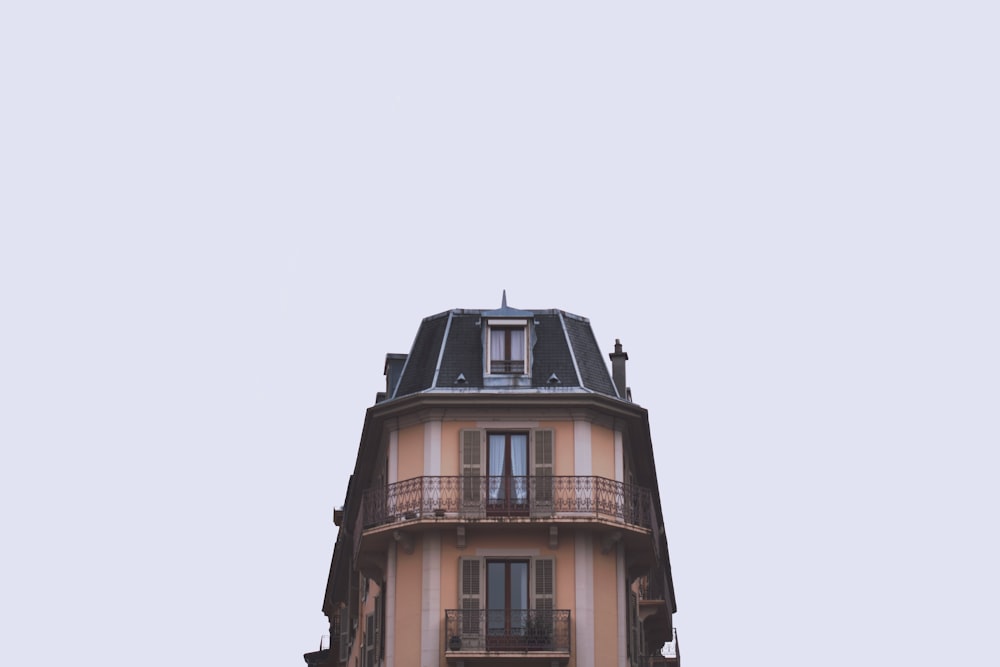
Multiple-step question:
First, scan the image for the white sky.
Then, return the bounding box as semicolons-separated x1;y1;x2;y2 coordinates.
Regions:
2;2;998;666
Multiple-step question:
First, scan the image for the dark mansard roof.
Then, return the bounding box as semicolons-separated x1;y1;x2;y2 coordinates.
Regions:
387;306;621;400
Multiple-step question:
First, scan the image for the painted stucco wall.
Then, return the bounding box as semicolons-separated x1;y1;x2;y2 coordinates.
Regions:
549;420;576;477
591;423;616;480
592;539;622;667
397;423;424;479
393;541;423;667
383;415;630;667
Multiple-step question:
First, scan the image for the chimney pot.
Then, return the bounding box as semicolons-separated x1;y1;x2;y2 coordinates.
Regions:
609;339;629;399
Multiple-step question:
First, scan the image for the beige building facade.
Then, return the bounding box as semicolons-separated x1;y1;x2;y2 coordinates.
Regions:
306;300;679;667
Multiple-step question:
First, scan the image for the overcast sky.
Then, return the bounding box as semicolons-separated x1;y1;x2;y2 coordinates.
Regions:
2;2;998;666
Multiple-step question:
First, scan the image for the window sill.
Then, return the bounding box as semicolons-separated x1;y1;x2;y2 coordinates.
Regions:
483;375;533;389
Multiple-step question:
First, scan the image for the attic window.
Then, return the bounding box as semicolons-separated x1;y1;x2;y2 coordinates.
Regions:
487;319;527;375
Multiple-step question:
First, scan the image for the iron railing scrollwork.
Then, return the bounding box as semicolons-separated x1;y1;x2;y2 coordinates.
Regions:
637;573;666;602
445;609;571;652
361;476;652;529
490;360;525;374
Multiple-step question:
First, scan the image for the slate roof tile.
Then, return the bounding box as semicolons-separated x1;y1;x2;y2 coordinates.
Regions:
391;306;619;399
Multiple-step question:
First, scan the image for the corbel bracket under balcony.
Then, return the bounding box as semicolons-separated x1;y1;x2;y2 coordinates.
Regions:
393;530;414;555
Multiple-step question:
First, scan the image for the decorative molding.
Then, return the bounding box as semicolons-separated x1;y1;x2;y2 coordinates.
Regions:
474;548;541;557
474;420;541;429
601;531;622;554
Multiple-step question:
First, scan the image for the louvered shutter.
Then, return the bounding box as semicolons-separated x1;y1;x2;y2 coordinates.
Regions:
628;589;640;663
364;614;375;667
460;557;482;639
532;430;554;516
373;593;382;662
338;606;349;662
460;430;483;515
532;557;556;647
532;557;554;610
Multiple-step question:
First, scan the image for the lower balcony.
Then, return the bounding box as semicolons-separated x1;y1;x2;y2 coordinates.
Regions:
445;609;571;663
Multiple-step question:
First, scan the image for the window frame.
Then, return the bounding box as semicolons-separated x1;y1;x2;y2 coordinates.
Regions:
458;555;557;646
485;318;529;376
486;431;530;515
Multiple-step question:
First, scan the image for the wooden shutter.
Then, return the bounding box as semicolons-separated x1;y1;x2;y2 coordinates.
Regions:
532;557;555;611
459;557;482;637
532;557;556;646
532;430;554;515
628;589;641;664
373;593;382;662
460;430;483;515
338;606;349;662
364;614;375;667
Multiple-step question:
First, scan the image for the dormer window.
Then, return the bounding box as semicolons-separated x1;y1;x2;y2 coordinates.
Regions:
487;320;527;375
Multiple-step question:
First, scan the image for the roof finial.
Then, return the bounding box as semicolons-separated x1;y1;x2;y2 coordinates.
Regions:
501;290;508;308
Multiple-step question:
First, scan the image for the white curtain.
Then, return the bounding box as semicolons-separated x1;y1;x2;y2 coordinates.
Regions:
489;435;505;500
509;329;524;361
491;329;505;361
511;435;527;502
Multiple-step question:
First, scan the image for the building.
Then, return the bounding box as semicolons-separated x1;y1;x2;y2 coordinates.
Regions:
305;297;679;667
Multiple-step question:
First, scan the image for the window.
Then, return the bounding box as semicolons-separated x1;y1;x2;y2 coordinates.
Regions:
460;429;554;517
486;320;528;375
487;559;529;640
487;433;528;514
338;606;349;662
459;556;556;649
363;614;375;667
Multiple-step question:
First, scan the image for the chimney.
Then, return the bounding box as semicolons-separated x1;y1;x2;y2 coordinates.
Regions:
609;339;629;400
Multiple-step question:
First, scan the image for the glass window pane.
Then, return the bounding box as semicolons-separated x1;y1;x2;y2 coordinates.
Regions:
510;562;528;609
491;329;506;359
509;329;524;360
488;435;505;500
487;562;506;635
510;435;527;475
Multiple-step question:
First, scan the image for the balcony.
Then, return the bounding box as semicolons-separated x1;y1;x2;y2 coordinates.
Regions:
445;609;571;661
360;476;653;530
490;359;525;374
641;628;680;665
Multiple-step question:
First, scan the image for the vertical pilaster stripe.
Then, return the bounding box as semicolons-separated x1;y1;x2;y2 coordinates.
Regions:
386;545;396;667
614;429;624;482
617;542;627;667
575;532;595;667
425;420;441;476
421;533;441;667
388;430;398;485
574;420;592;476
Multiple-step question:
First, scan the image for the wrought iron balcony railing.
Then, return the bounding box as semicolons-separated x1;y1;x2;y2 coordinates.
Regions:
637;573;666;601
490;359;525;374
445;609;571;653
641;628;680;663
360;476;652;529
